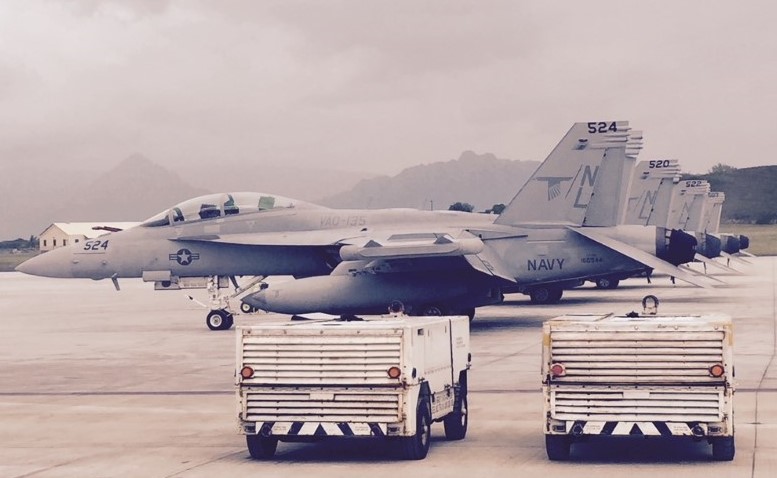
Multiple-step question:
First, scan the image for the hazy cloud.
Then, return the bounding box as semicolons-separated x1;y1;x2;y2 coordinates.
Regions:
1;0;776;175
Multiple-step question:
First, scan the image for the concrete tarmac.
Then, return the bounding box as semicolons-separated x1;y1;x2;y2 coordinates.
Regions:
0;257;775;478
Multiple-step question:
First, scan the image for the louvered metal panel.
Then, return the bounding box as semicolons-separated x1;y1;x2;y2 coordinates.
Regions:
241;333;403;386
243;389;401;423
550;387;724;422
548;326;728;384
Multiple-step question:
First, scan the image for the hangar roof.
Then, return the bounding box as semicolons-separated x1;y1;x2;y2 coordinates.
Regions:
41;222;140;238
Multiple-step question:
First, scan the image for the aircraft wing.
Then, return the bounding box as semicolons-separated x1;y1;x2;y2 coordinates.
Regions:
568;226;716;289
177;228;516;282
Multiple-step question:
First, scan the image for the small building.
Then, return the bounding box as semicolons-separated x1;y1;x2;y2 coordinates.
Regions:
39;223;140;252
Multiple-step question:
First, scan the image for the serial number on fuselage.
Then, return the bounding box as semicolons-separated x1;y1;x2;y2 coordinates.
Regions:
320;215;367;227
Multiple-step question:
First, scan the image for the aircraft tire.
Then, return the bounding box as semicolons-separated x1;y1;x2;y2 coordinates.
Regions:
206;310;234;331
529;286;563;304
595;277;620;289
246;435;278;459
398;396;432;460
240;302;256;314
420;304;446;316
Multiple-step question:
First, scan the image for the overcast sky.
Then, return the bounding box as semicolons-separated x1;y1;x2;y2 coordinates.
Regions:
1;0;775;176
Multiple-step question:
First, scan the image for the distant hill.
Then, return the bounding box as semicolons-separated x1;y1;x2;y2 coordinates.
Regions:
318;151;539;211
687;165;777;224
181;161;373;204
52;154;209;224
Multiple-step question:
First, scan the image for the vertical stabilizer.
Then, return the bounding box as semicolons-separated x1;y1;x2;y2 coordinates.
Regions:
684;181;712;231
583;129;643;226
667;180;711;230
624;159;682;226
704;192;726;233
496;121;639;226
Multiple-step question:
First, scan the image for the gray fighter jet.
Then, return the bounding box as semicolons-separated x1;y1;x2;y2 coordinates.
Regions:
625;160;750;263
17;121;705;330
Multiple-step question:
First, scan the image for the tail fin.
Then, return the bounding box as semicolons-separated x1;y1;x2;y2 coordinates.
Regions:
624;159;682;226
668;179;710;230
704;192;725;233
496;121;642;227
683;181;712;231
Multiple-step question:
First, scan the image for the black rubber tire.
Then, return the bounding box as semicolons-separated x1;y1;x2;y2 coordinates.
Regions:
712;436;735;461
595;277;620;289
240;302;255;314
530;287;563;304
443;391;468;440
399;397;432;460
246;434;278;459
545;435;571;461
420;305;445;316
206;310;234;331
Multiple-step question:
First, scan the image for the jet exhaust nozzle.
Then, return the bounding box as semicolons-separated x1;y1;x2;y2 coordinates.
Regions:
660;228;698;266
699;233;722;259
721;234;741;254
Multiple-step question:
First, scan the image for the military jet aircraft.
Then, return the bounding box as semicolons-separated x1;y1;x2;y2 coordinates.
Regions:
17;121;706;330
625;160;750;262
241;121;711;317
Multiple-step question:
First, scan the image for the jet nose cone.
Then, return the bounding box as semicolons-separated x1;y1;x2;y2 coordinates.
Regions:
15;248;74;277
15;254;49;276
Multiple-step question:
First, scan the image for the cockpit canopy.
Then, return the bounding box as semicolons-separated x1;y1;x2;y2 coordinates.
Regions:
141;192;318;227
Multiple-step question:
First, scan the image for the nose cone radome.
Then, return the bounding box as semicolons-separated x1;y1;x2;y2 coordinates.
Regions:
15;248;74;278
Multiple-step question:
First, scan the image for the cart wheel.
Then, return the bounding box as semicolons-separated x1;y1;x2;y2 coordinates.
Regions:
246;434;278;459
712;436;735;461
443;392;468;440
545;435;571;461
399;396;432;460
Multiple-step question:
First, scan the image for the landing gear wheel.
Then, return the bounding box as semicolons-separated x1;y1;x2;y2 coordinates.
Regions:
240;302;256;314
529;286;563;304
712;436;735;461
206;309;234;331
595;277;620;289
444;375;468;440
399;397;432;460
420;304;445;316
246;434;278;459
545;435;571;461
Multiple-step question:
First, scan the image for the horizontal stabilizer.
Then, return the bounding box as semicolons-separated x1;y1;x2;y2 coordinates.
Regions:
693;253;743;276
721;251;753;265
568;226;715;289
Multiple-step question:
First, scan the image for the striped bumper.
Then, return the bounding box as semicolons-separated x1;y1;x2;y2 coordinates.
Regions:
560;420;705;436
248;421;388;437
